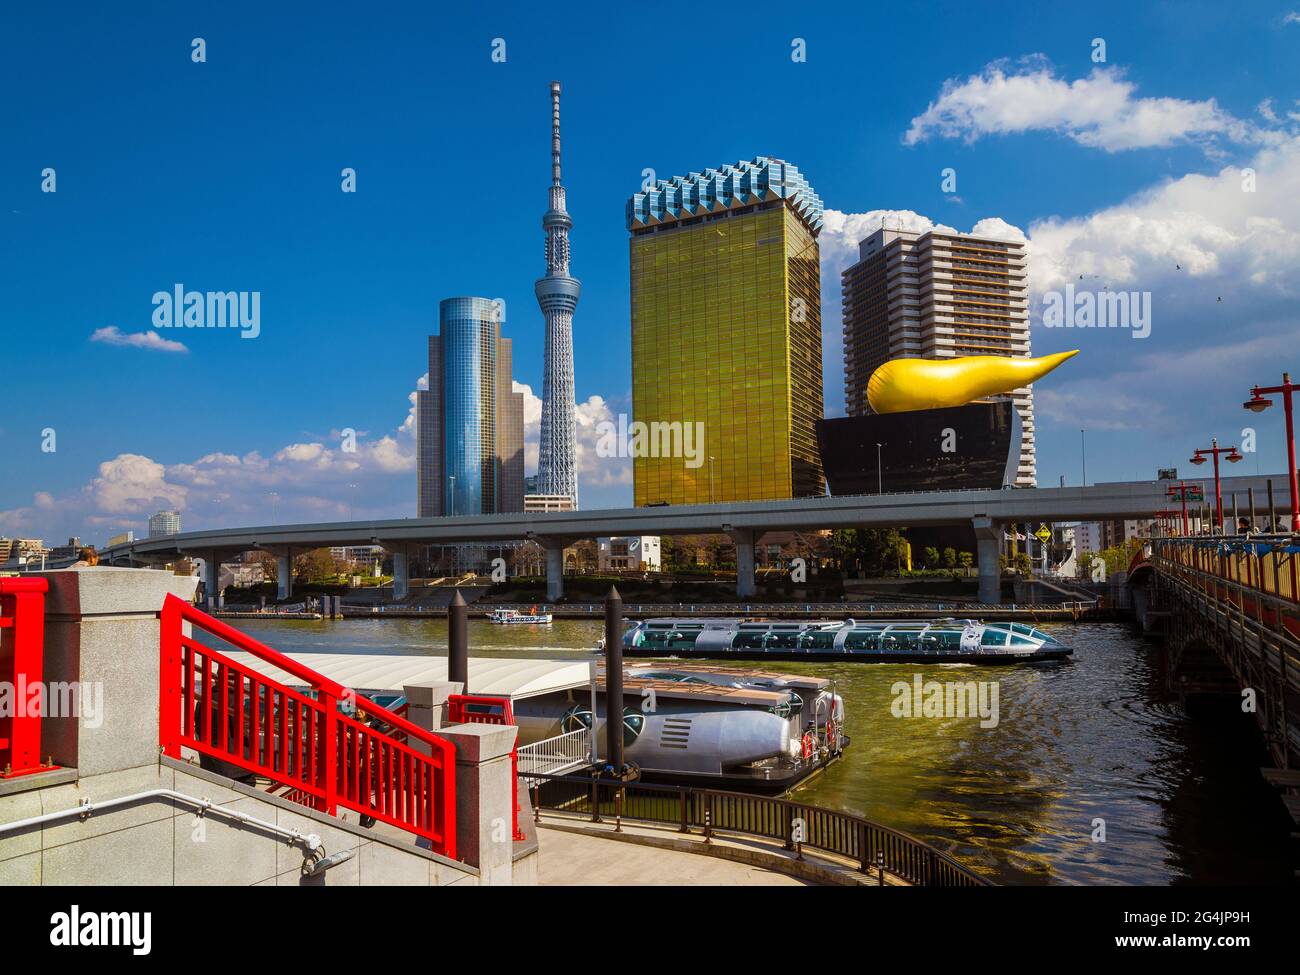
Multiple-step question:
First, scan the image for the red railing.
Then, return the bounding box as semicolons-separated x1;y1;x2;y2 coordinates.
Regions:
0;578;57;779
160;594;456;858
447;694;523;841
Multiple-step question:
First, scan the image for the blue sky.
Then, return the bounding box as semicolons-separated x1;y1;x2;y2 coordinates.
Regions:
3;1;1299;541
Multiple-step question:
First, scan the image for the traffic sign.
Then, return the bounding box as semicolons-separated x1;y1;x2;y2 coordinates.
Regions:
1035;524;1052;543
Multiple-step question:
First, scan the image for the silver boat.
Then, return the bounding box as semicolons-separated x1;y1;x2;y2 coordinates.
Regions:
622;618;1072;663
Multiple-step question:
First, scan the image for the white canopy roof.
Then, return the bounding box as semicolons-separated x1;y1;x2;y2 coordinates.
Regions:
220;652;592;700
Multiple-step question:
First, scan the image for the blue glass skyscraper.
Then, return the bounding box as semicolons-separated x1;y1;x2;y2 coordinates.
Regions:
417;297;524;517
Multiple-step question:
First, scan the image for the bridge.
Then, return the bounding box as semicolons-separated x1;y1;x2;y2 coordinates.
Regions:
101;474;1294;605
1132;535;1300;825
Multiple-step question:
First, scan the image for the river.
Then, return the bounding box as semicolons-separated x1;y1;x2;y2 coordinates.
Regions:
229;616;1291;885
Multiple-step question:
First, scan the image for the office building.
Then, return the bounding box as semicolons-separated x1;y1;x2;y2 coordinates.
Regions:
417;297;525;517
627;156;826;505
148;511;182;538
841;227;1035;485
524;493;575;513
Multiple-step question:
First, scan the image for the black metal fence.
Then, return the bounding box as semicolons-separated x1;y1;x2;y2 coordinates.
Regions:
527;772;990;887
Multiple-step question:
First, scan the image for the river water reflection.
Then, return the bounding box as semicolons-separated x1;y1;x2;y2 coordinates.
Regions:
232;617;1290;884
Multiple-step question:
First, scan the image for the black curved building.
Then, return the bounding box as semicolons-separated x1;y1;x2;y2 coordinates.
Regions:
816;400;1021;496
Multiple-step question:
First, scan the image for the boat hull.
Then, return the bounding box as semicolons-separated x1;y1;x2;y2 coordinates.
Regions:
624;646;1072;664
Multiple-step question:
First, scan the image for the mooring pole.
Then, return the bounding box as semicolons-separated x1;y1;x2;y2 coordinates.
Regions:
1267;479;1276;532
449;590;468;693
604;586;624;774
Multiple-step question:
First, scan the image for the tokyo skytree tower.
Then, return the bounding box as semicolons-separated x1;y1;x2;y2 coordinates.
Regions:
534;81;580;506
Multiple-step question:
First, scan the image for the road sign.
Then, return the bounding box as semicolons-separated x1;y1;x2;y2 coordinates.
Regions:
1167;484;1204;502
1035;524;1052;543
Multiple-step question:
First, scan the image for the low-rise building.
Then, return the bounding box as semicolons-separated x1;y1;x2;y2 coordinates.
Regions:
597;536;661;572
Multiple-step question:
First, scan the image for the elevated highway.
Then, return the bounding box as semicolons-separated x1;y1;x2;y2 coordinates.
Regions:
101;474;1293;604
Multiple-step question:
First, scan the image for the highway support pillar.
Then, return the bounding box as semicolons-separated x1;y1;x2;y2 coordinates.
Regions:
972;517;1001;606
545;541;567;602
277;550;293;601
392;548;410;601
731;529;757;599
204;551;222;611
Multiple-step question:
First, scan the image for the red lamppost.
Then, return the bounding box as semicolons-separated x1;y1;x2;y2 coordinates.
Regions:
1189;438;1243;533
1243;372;1299;533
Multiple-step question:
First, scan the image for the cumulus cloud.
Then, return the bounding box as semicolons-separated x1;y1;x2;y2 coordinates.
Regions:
904;59;1272;153
90;326;188;353
514;380;630;489
1;374;425;540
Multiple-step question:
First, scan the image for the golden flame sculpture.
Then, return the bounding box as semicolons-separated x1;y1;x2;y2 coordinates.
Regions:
866;350;1079;415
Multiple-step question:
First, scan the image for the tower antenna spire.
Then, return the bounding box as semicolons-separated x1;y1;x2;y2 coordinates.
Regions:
550;80;562;186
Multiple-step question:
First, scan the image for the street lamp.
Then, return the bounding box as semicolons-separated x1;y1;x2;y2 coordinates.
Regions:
1243;371;1298;533
709;456;716;504
267;492;279;526
1189;438;1243;533
875;443;884;495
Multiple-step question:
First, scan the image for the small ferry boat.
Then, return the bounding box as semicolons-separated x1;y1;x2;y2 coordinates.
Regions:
622;618;1071;663
489;607;553;625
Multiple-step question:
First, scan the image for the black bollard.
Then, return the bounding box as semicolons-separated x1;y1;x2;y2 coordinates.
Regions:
604;586;624;774
449;590;468;693
1267;479;1276;532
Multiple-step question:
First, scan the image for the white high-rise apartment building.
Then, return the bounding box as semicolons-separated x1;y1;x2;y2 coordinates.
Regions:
841;227;1034;485
148;510;182;538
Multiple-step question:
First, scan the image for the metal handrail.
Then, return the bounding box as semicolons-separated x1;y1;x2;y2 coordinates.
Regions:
525;771;990;886
159;594;456;858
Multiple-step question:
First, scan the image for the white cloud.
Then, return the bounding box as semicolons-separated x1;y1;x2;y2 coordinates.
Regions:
905;59;1270;153
514;380;630;489
90;326;188;353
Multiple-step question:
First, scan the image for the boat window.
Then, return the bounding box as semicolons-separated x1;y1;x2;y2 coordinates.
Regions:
920;630;963;651
765;630;800;650
1009;634;1037;647
981;629;1009;647
799;630;838;651
620;708;644;746
885;631;918;651
844;630;879;651
639;630;668;647
733;630;767;649
667;631;700;650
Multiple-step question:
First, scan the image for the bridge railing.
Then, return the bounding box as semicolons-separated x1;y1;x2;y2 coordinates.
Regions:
1154;535;1300;630
159;594;457;858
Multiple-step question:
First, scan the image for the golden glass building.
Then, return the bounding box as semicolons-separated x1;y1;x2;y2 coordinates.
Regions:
627;157;825;506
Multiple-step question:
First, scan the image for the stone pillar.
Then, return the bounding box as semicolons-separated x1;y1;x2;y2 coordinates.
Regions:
545;543;565;601
277;551;293;601
731;529;757;599
392;549;409;601
402;680;462;742
972;516;1001;606
36;568;199;776
437;723;518;885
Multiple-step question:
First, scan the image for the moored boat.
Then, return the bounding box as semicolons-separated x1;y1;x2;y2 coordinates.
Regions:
622;617;1071;663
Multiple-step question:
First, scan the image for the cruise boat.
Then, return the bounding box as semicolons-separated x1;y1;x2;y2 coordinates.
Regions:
489;607;553;625
622;618;1072;663
513;660;847;791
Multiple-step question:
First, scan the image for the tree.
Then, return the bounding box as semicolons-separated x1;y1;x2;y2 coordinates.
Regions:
924;546;941;570
942;547;958;569
294;548;339;583
958;551;974;572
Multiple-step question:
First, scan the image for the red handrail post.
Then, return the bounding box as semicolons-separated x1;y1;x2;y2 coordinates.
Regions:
0;578;54;778
158;593;183;759
319;689;338;816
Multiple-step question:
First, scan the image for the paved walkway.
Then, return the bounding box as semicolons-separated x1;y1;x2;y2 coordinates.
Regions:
537;827;812;886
